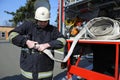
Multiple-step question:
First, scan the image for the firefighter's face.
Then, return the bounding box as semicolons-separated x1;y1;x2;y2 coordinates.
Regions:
37;21;48;28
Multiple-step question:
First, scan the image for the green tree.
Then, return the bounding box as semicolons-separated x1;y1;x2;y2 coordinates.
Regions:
5;0;36;27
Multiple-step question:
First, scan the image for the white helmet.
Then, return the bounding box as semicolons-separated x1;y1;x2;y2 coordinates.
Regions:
35;7;50;21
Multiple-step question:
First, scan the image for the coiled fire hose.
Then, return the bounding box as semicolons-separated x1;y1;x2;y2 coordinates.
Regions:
85;17;120;40
43;17;120;62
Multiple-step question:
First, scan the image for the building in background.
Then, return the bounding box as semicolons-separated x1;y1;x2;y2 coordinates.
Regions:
0;26;14;40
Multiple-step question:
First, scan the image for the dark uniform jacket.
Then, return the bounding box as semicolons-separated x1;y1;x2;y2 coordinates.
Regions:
9;21;65;73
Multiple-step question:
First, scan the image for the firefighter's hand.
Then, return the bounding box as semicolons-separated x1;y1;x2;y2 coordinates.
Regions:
26;40;38;49
37;43;50;51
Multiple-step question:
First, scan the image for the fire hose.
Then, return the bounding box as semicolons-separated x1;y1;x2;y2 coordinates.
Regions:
85;17;120;40
43;17;120;62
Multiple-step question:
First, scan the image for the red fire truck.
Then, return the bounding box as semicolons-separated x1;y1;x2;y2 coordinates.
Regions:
58;0;120;80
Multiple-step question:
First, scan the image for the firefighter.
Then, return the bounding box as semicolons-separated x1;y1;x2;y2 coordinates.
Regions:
8;7;66;80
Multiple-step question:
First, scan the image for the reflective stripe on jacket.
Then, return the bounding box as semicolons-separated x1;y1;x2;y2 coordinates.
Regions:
21;69;53;79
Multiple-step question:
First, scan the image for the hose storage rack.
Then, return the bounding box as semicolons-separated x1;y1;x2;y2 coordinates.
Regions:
66;39;119;80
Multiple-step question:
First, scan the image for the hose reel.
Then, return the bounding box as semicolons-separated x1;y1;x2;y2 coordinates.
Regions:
85;17;120;40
